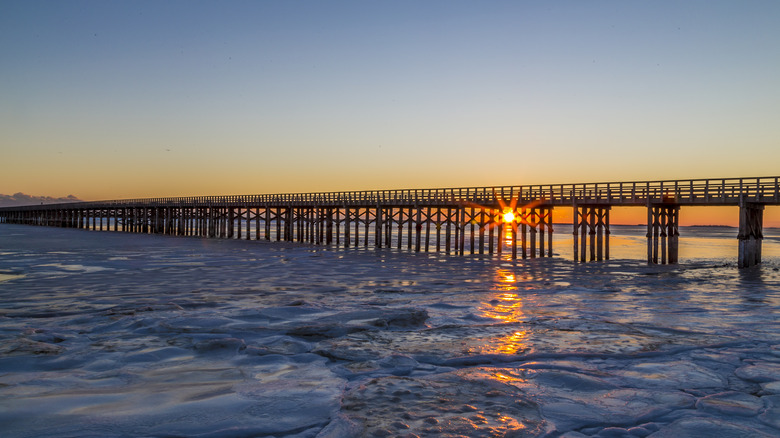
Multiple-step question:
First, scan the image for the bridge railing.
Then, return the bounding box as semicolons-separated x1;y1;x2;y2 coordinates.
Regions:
1;177;778;212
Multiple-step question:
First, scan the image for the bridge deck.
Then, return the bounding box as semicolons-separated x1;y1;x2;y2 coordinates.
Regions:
1;177;778;211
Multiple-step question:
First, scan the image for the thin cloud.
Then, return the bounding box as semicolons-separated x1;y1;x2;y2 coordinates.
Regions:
0;193;82;207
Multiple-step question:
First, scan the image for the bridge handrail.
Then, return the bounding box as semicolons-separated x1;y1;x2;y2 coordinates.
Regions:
1;176;778;211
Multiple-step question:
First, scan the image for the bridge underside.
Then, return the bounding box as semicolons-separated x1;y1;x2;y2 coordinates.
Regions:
0;201;771;268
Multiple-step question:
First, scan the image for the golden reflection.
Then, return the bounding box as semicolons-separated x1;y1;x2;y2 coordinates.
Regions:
494;268;518;291
502;227;514;253
494;330;528;354
461;368;527;386
499;415;526;430
492;372;514;382
498;271;516;285
472;268;531;355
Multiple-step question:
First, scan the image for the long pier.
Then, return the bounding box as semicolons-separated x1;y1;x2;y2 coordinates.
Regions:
1;177;778;268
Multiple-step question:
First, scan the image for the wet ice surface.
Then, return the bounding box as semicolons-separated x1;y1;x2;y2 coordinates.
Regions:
1;225;779;437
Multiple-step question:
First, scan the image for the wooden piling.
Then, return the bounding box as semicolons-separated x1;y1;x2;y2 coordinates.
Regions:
738;202;764;268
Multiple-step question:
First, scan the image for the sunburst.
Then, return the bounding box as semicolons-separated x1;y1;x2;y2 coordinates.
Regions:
461;189;546;235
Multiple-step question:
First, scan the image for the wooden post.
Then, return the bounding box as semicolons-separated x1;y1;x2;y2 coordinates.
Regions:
588;208;596;261
255;208;261;240
547;208;553;257
228;208;235;239
521;209;528;259
488;210;495;255
415;206;422;252
266;207;272;240
445;208;452;254
344;207;351;247
596;208;604;261
425;207;432;252
387;208;393;248
604;208;610;260
326;208;333;245
646;203;653;264
275;207;281;241
436;209;442;253
497;218;504;255
668;206;679;264
478;209;485;254
459;207;466;256
246;207;251;240
407;208;414;250
539;208;546;257
362;208;369;247
304;207;311;243
375;205;382;248
287;207;294;242
652;207;660;264
529;209;537;258
335;207;341;246
396;208;404;250
511;213;518;259
738;202;764;268
470;208;476;255
660;208;668;264
355;208;361;248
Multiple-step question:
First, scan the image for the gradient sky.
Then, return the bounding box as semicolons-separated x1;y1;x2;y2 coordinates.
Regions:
2;1;779;221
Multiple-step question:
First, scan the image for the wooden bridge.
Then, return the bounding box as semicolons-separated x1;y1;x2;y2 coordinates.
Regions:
1;176;778;268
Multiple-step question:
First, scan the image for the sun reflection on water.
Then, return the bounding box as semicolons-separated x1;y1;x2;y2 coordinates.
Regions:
481;291;523;322
470;268;531;355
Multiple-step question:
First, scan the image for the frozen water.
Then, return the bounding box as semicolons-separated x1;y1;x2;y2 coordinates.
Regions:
0;224;779;437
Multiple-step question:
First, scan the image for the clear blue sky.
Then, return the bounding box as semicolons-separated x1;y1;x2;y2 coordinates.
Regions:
1;0;779;200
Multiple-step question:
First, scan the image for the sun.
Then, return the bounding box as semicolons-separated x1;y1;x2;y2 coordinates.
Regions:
503;210;515;223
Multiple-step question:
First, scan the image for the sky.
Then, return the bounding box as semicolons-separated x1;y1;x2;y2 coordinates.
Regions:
1;1;779;224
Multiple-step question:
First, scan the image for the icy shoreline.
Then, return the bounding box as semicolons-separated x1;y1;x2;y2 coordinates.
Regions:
1;224;779;437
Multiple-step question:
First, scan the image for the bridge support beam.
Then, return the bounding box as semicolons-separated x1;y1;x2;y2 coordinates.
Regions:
738;203;764;268
573;205;610;262
647;204;679;265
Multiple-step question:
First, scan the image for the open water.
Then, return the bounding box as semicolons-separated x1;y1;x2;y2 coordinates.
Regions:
0;223;779;437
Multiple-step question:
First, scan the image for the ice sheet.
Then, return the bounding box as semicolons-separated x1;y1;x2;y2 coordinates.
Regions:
1;224;779;437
